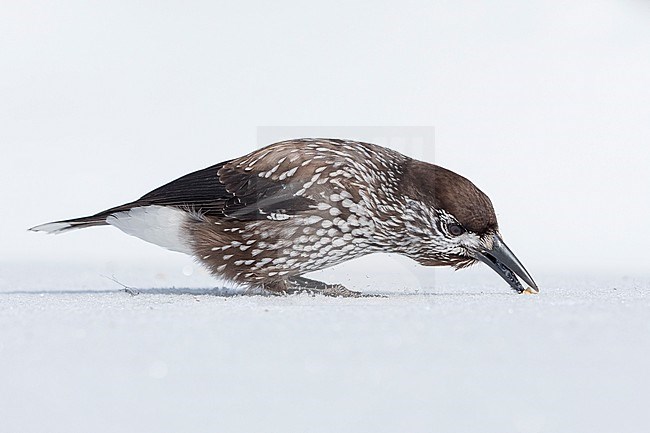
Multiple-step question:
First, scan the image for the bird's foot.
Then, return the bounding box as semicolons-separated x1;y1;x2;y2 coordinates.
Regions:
289;276;366;297
263;276;373;298
316;283;365;298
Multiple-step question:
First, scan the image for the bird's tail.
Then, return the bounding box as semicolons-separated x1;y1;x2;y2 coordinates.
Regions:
29;215;109;234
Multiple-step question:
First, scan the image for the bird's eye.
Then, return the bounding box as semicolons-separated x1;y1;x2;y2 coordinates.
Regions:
448;224;465;236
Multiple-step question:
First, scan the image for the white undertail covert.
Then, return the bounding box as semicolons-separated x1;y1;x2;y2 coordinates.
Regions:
106;205;193;255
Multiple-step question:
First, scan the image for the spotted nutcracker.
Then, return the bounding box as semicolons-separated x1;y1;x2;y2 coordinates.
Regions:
31;138;538;297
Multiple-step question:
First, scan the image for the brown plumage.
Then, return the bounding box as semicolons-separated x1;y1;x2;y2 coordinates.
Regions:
31;138;538;296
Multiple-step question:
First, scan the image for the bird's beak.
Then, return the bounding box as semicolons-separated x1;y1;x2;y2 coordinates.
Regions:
471;233;539;293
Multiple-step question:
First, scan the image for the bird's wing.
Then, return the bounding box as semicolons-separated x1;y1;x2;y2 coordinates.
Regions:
216;140;373;218
216;162;315;220
132;156;316;221
129;139;368;221
136;162;230;215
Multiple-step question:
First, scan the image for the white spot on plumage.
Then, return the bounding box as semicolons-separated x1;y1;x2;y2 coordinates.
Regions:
302;227;314;236
330;194;342;202
280;167;298;179
268;213;290;221
305;215;323;224
265;164;280;178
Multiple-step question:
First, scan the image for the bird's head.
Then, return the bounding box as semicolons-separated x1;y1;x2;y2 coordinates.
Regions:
398;160;538;293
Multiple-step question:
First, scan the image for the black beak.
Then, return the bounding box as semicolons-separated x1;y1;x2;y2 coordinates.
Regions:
472;233;539;293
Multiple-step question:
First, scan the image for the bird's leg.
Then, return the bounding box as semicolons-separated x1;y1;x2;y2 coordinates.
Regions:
263;276;373;297
287;276;365;298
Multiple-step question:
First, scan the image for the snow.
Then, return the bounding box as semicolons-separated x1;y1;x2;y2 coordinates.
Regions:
1;259;649;433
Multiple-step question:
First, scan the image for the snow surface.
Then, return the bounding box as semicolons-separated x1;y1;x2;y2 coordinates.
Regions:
1;259;649;433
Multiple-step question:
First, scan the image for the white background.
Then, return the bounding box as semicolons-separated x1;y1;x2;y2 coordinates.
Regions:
1;0;649;277
2;3;650;433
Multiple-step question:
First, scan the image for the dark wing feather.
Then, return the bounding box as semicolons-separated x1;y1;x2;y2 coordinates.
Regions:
217;164;314;220
137;162;230;215
124;161;314;220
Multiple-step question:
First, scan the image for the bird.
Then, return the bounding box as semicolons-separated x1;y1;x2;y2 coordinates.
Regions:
30;138;538;297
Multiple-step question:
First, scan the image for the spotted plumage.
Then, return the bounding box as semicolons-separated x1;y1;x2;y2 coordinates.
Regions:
30;138;538;296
